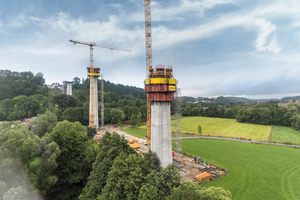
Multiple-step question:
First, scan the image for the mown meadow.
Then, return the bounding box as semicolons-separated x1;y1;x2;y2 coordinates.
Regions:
271;126;300;145
181;139;300;200
174;116;272;141
122;127;147;138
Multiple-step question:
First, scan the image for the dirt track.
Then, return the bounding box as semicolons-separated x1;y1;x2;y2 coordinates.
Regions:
173;136;300;148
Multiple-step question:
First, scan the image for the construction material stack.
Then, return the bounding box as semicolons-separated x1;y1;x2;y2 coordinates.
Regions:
144;64;177;167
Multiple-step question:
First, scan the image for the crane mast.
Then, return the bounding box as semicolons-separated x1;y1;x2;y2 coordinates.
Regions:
144;0;152;148
69;39;130;128
89;45;95;127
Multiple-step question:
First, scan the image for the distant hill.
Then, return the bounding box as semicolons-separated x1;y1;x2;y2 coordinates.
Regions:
216;96;251;103
281;96;300;101
181;96;279;104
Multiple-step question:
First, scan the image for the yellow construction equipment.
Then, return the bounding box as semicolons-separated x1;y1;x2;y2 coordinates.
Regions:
130;143;141;149
69;39;130;128
195;172;212;182
144;0;153;149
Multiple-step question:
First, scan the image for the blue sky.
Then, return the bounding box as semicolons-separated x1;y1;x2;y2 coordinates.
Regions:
0;0;300;99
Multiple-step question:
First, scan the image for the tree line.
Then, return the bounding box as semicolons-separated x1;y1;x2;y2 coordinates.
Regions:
0;70;147;126
181;101;300;131
0;112;232;200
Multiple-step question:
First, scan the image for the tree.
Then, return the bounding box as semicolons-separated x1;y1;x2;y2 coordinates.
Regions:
140;105;147;118
99;153;146;200
51;94;78;111
0;99;14;121
198;125;202;135
191;107;200;116
0;84;12;101
31;111;57;138
139;164;181;199
0;122;40;198
79;132;136;200
182;105;191;116
87;126;97;140
61;107;87;125
167;181;232;200
166;181;201;200
110;108;124;124
117;100;124;107
47;121;95;200
73;77;80;85
260;108;273;125
205;105;218;117
197;186;232;200
34;72;45;86
136;116;142;127
36;85;49;97
28;133;61;196
130;114;136;126
0;122;60;198
142;150;162;173
73;77;81;90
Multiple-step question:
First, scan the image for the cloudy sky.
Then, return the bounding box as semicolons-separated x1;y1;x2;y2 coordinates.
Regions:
0;0;300;99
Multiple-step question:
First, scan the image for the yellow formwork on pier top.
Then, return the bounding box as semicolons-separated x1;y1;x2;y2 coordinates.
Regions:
144;78;177;85
87;73;100;77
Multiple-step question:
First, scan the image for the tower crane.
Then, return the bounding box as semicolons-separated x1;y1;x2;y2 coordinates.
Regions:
69;39;131;128
144;0;153;148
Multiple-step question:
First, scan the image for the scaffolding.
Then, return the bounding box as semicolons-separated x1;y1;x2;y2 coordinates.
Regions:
101;75;104;129
174;88;182;153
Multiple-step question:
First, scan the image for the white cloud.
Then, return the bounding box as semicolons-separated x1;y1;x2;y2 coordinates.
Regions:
7;15;29;28
252;18;277;53
128;0;234;22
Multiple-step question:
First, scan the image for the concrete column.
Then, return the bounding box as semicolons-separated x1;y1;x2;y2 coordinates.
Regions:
151;101;172;168
89;77;99;128
66;83;72;95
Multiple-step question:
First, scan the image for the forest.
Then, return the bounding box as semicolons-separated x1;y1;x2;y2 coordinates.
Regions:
0;70;147;126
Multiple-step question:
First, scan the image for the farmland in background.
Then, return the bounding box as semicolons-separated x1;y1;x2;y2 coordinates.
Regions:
271;126;300;145
134;117;300;145
173;116;271;141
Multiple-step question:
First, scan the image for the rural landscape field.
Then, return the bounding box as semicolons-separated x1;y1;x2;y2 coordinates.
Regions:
174;116;272;141
182;139;300;200
271;126;300;145
127;116;300;145
123;116;300;199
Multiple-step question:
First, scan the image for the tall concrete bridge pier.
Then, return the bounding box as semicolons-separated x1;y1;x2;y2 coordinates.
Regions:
145;64;177;167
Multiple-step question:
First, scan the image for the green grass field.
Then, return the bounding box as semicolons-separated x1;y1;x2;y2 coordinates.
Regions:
122;128;147;138
271;126;300;145
173;117;272;141
181;139;300;200
123;127;195;138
